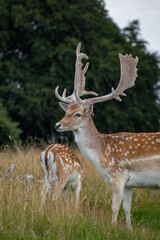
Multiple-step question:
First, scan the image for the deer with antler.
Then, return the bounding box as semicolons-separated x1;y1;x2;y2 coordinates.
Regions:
55;43;160;229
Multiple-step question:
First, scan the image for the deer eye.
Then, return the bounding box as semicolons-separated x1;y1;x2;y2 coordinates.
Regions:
74;113;81;118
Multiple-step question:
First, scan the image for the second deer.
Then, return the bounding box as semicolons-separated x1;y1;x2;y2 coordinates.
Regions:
41;143;82;204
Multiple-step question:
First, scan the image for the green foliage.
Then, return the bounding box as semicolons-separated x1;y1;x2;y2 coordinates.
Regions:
0;0;159;143
0;102;22;145
122;20;148;50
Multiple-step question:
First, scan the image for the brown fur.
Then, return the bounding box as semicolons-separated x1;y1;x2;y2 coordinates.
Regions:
41;143;82;203
56;103;160;229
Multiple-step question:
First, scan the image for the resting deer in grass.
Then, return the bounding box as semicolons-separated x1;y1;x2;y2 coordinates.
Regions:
41;144;82;204
54;43;160;229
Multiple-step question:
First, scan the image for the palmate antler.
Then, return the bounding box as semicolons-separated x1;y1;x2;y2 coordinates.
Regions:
55;43;138;105
75;53;138;105
55;43;98;104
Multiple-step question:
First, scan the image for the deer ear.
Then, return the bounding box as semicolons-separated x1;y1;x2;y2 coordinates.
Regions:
59;102;69;112
84;103;94;116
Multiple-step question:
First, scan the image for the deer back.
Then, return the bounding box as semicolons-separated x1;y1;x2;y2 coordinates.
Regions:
42;144;82;177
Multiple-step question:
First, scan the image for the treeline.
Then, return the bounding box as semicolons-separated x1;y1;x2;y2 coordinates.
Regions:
0;0;160;145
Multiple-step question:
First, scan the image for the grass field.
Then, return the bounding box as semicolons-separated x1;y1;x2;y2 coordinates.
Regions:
0;144;160;240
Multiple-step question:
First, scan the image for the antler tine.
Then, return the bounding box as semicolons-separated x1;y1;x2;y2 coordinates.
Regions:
76;42;81;55
82;61;89;75
74;53;138;105
55;86;73;104
62;89;66;98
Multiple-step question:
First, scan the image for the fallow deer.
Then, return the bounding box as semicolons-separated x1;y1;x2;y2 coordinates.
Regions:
54;43;160;229
41;143;82;204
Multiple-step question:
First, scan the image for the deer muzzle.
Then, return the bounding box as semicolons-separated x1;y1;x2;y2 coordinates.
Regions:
55;122;63;131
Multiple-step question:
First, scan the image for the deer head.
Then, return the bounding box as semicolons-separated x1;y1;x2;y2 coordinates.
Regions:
55;43;138;132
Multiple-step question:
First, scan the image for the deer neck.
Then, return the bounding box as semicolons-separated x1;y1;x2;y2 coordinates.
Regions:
73;117;103;167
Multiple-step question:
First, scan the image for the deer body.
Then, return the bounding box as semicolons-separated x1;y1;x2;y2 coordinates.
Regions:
54;42;160;229
57;105;160;228
41;143;82;204
60;104;160;189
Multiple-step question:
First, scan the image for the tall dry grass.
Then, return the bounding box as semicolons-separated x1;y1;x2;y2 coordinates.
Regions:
0;144;160;239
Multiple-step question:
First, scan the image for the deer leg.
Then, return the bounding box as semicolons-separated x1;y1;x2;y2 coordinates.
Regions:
41;183;47;203
41;174;51;203
75;173;82;205
41;157;52;202
52;175;69;201
123;187;132;230
111;179;125;225
44;175;52;194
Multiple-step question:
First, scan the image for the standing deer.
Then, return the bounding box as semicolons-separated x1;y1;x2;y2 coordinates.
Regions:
41;143;82;204
54;43;160;229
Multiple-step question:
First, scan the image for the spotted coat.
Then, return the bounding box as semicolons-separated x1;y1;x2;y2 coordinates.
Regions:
41;144;82;204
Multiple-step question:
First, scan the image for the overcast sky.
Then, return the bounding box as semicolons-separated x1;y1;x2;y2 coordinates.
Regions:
104;0;160;54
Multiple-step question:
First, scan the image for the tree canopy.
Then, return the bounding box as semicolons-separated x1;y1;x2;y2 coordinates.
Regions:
0;0;159;144
0;101;22;145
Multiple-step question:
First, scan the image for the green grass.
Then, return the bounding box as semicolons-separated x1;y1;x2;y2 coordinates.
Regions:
0;145;160;239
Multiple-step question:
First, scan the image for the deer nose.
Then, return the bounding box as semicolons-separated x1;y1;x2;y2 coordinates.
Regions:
55;123;63;130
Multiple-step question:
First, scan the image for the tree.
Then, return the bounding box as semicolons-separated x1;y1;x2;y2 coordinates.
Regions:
122;20;148;50
0;101;22;145
0;0;159;144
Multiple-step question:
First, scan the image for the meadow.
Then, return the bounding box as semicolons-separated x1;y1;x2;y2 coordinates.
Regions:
0;143;160;240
